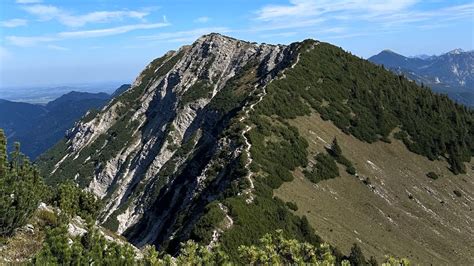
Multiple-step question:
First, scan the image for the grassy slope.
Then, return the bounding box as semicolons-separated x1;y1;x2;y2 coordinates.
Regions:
275;113;474;264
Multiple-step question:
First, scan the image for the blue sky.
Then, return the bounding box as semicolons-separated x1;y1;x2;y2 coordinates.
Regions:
0;0;473;88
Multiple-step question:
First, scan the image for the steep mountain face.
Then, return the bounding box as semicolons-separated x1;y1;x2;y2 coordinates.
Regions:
0;90;116;159
39;34;474;263
369;49;474;107
40;33;303;253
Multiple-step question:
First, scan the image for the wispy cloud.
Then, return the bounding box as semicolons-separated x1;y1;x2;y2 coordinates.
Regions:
59;23;170;38
138;27;230;43
194;16;210;23
22;4;149;27
253;0;474;36
256;0;419;22
6;36;56;47
16;0;42;3
1;19;28;28
7;22;170;47
242;18;326;33
47;44;68;51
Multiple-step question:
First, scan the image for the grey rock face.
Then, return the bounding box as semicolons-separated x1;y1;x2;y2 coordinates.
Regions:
44;33;298;247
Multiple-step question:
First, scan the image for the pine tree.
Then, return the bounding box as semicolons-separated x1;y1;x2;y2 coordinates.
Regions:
330;137;342;158
0;129;6;178
348;243;367;265
0;133;45;236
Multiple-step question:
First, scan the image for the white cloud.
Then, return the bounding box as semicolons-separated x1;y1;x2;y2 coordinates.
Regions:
253;0;473;32
194;16;210;23
256;0;319;21
60;11;148;27
138;27;230;43
22;4;150;27
256;0;420;22
6;36;57;47
367;0;419;13
16;0;42;3
6;22;170;47
58;23;170;38
242;18;325;33
1;19;28;28
22;4;61;20
47;44;69;51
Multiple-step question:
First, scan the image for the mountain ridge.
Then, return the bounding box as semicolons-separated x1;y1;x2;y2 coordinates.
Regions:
369;49;474;107
38;34;474;263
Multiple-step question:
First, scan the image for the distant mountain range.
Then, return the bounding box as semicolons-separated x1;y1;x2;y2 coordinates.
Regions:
369;49;474;107
0;84;130;159
0;81;128;104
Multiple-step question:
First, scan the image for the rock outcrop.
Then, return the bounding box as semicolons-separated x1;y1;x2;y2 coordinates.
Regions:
40;33;297;249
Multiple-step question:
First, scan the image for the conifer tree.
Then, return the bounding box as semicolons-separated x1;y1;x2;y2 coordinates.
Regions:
0;129;6;178
330;137;342;158
0;130;45;236
348;243;367;265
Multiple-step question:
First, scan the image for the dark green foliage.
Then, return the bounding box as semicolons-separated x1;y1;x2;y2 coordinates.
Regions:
328;138;356;175
34;222;136;265
347;243;368;266
238;230;337;264
330;137;342;157
426;172;439;180
36;209;59;227
254;40;473;174
286;201;298;211
220;196;321;260
51;181;101;220
248;117;309;188
346;165;357;175
0;130;46;236
453;190;462;197
304;153;339;183
180;80;213;107
190;202;225;243
448;153;466;175
329;137;356;175
35;225;355;265
0;130;5;178
368;256;378;266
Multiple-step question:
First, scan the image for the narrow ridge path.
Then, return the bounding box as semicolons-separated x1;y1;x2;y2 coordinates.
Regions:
238;48;306;204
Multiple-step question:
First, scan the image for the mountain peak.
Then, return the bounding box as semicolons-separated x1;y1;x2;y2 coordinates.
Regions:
446;48;464;55
373;49;405;59
381;49;396;54
197;33;239;43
